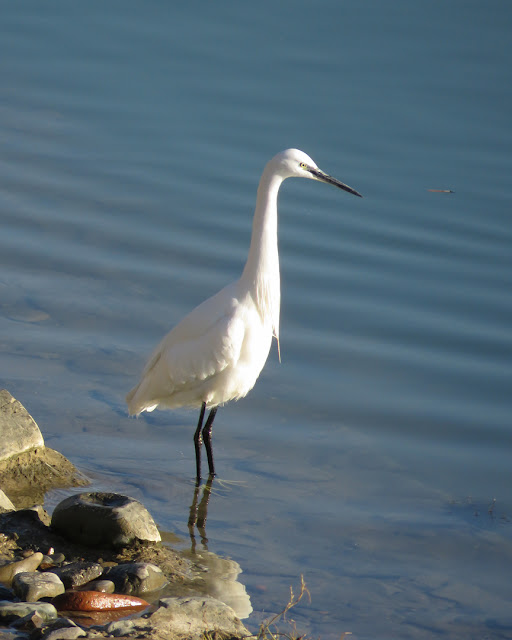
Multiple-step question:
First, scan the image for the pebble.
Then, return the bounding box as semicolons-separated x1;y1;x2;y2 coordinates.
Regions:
104;618;135;636
52;590;150;611
42;619;87;640
0;600;58;624
49;562;103;589
0;552;43;585
103;562;167;595
79;579;115;593
13;570;65;601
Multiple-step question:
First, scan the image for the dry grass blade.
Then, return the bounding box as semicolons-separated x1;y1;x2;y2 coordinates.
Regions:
255;575;310;640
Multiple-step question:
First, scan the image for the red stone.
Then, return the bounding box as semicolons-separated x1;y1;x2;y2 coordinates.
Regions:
52;590;149;611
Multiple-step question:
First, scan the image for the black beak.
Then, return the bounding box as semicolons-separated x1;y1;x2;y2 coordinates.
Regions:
309;167;362;198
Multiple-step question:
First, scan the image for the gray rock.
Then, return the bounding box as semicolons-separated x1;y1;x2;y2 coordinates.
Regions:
51;492;161;548
49;562;103;589
40;618;86;640
0;600;57;624
0;585;14;601
50;552;66;565
13;570;65;601
103;619;135;637
0;552;43;585
44;626;86;640
80;578;115;593
0;390;44;461
103;562;167;595
0;489;15;512
132;596;250;638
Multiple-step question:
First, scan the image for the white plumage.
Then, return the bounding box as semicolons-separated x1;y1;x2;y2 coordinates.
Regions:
126;148;361;478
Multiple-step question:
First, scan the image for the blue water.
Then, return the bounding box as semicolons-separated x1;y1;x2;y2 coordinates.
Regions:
1;2;512;639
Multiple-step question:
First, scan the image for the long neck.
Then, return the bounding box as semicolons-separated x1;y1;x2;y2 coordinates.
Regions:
241;166;283;339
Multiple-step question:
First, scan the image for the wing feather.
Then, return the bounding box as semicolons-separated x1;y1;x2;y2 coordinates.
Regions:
126;287;247;414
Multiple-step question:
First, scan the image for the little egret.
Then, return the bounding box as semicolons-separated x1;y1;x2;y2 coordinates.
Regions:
126;148;362;479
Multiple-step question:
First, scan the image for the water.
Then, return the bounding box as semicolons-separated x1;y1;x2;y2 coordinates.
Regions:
1;2;512;638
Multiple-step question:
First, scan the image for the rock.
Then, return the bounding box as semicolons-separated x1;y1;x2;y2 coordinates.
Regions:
44;625;86;640
0;391;88;509
49;562;103;589
0;585;14;601
103;618;135;637
78;579;115;593
103;562;167;595
0;448;88;510
0;551;43;585
133;596;250;638
0;490;15;512
0;600;57;624
0;390;44;461
38;618;86;640
52;590;149;611
51;492;161;548
13;570;65;601
50;552;66;565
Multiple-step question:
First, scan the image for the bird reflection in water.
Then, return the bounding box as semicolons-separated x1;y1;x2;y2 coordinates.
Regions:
188;476;214;553
186;477;253;619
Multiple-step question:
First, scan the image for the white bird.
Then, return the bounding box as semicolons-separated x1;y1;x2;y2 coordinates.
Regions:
126;148;362;479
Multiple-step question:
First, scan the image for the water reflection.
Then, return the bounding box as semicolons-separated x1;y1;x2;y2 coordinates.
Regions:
188;476;213;552
185;477;253;619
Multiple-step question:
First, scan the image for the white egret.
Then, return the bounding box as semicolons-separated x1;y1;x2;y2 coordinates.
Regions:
126;148;362;479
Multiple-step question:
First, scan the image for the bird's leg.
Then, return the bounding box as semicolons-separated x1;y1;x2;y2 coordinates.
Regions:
202;407;218;477
193;403;207;480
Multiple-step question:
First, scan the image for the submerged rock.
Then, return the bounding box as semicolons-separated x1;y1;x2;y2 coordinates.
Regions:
51;492;161;548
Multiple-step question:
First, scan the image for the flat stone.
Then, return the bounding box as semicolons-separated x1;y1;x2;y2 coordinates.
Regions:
0;552;43;586
13;570;65;601
51;492;161;548
103;562;167;595
50;562;104;589
0;600;57;624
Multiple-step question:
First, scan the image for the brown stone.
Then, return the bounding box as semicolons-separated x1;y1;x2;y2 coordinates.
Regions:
52;590;150;611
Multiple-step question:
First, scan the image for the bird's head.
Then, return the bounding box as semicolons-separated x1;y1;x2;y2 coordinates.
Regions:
270;148;362;197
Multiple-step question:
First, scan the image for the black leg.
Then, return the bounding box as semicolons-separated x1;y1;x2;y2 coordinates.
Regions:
193;402;206;480
202;407;218;477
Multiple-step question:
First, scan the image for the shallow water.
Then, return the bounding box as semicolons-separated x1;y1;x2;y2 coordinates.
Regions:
1;2;512;639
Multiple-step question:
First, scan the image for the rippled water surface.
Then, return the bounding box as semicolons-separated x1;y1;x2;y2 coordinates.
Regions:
1;3;512;639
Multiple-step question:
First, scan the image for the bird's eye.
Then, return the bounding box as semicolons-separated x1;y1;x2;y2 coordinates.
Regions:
299;162;307;170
